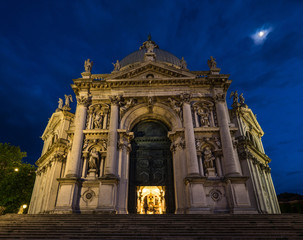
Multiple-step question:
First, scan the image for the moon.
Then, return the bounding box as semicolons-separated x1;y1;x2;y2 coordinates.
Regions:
258;31;265;37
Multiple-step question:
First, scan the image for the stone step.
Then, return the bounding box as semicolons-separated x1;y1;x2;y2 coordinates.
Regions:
0;214;302;239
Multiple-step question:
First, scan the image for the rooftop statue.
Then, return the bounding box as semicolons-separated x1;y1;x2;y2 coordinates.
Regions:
58;98;63;109
84;59;93;73
239;93;245;105
140;34;159;52
113;60;121;71
180;57;187;69
207;56;217;69
64;94;73;107
230;91;239;107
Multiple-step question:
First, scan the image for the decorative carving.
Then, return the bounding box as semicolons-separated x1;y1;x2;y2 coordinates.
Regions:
83;139;107;152
215;93;225;102
180;93;191;104
120;98;136;114
168;97;181;116
209;189;222;202
84;59;93;73
76;96;89;106
82;188;96;203
109;95;123;106
113;60;121;71
214;137;221;148
207;56;217;69
170;137;185;153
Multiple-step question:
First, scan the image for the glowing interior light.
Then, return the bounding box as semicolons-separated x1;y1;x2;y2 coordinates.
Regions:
22;204;27;209
14;168;19;172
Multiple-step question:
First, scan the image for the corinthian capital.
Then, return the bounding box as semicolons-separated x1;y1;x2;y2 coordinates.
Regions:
76;96;89;106
180;93;191;104
109;95;123;106
215;93;225;102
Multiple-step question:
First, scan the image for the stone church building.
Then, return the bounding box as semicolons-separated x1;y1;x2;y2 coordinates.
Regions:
29;38;280;214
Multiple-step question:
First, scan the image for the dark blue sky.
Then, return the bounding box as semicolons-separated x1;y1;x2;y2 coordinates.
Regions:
1;0;302;194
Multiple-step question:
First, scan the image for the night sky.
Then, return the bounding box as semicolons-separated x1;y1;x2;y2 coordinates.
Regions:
1;0;302;194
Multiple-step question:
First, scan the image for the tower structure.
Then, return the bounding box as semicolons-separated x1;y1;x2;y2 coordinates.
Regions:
29;38;280;214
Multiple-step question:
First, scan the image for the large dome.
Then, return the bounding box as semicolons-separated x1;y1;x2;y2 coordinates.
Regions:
119;48;182;68
118;37;183;69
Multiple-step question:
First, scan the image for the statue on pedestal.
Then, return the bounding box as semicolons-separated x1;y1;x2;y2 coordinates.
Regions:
207;56;217;69
93;112;103;129
180;57;187;69
197;108;210;127
64;95;73;108
84;59;93;73
203;147;215;169
88;148;99;170
113;60;121;71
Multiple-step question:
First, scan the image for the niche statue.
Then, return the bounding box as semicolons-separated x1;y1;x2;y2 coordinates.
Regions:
203;147;215;169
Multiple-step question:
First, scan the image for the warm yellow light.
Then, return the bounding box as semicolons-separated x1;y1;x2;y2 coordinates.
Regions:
22;204;27;209
137;186;166;214
14;168;19;172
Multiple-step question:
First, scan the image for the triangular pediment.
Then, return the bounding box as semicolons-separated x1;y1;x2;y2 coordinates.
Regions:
241;108;264;135
109;62;196;80
42;112;63;140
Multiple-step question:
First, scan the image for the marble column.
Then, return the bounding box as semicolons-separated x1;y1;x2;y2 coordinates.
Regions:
117;130;133;213
215;93;241;176
168;131;187;213
65;96;88;178
182;94;199;176
104;96;121;177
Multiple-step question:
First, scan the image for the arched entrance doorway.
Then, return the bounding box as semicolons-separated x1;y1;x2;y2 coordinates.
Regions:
128;120;175;214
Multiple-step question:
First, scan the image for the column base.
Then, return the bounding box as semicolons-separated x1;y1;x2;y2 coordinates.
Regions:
96;176;120;213
54;178;81;213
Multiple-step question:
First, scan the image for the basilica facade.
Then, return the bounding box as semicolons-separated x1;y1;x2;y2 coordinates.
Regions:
29;38;280;214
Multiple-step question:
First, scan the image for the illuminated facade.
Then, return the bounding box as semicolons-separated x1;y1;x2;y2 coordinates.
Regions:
29;38;280;214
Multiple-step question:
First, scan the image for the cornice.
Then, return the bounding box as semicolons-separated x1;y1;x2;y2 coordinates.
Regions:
36;138;68;166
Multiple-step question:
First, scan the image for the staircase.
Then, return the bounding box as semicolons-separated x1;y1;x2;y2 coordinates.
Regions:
1;214;303;239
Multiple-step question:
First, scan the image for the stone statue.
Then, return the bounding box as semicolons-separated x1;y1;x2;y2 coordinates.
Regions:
84;59;93;73
239;93;245;105
58;98;63;109
197;108;210;127
180;57;187;69
93;112;103;129
145;41;155;53
230;91;239;105
203;147;215;169
113;60;121;71
88;148;99;170
64;94;73;107
121;98;135;113
168;98;181;115
207;56;217;69
140;34;159;52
